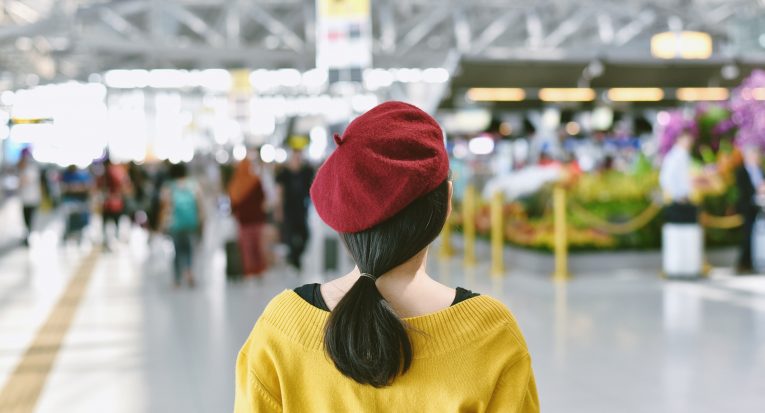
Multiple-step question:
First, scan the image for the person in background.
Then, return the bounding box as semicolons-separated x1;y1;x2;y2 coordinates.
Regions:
659;133;696;223
127;161;149;227
161;163;204;288
147;161;170;234
735;146;765;273
17;148;41;246
99;157;130;250
228;152;268;277
275;148;314;271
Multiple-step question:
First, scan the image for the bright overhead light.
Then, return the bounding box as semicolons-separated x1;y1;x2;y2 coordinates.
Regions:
499;122;512;136
363;69;394;90
233;144;247;161
308;126;328;161
104;69;149;88
651;31;712;59
260;144;276;163
565;121;580;135
195;69;231;91
607;88;664;102
468;136;495;155
423;68;450;83
394;68;422;83
149;69;189;88
676;87;729;101
466;88;525;102
275;69;301;88
657;111;671;126
538;88;595;102
302;68;328;89
274;148;288;163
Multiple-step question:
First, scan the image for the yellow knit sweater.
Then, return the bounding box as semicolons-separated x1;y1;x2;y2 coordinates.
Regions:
234;290;539;413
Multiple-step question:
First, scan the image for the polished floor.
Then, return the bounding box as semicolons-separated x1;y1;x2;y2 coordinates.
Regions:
0;208;764;412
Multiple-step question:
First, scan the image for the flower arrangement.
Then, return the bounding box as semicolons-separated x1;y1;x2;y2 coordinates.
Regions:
731;69;765;149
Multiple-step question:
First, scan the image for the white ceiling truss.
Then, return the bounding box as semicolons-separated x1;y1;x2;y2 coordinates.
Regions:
0;0;763;88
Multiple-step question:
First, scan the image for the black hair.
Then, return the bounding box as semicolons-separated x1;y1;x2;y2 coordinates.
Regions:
168;163;188;179
324;179;450;387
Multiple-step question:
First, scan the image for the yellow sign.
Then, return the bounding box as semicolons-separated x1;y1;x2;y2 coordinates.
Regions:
230;69;252;94
318;0;370;19
10;117;52;125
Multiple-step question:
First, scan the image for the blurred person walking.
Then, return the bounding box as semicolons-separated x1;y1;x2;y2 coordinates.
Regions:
17;148;41;246
99;157;131;250
275;148;314;271
228;152;268;277
235;102;538;412
660;133;703;278
660;133;696;222
735;146;765;273
147;161;170;234
161;163;204;288
127;161;150;227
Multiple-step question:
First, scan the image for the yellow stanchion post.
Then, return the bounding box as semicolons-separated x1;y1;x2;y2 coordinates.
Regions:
490;191;504;277
553;184;570;281
463;185;476;267
439;214;454;259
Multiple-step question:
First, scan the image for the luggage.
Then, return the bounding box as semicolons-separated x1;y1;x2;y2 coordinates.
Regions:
323;237;338;273
225;240;244;281
752;212;765;273
662;223;703;278
65;202;90;238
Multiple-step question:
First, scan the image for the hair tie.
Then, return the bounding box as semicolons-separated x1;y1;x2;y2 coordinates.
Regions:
359;273;376;281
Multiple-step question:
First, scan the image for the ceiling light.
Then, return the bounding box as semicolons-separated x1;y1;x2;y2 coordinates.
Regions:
565;121;580;135
466;88;525;102
607;88;664;102
651;31;712;59
538;88;595;102
676;87;728;101
468;136;495;155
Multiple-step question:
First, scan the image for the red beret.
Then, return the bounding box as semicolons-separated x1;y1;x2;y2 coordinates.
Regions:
310;101;449;233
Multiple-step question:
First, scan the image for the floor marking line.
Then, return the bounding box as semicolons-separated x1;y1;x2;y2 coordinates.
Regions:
0;248;100;413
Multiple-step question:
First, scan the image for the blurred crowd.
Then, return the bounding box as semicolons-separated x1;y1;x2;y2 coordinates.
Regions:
7;146;315;288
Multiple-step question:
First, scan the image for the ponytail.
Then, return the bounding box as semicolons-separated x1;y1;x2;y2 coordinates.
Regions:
323;180;449;387
324;275;412;387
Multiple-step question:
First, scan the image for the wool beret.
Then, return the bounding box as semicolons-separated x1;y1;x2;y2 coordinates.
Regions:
310;101;449;233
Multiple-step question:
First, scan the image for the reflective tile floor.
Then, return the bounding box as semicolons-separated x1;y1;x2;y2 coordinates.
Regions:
1;213;764;413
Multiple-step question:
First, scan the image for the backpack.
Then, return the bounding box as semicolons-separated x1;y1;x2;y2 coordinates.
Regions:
169;181;199;232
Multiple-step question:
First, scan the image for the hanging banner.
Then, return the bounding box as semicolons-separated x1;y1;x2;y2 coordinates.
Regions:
316;0;372;83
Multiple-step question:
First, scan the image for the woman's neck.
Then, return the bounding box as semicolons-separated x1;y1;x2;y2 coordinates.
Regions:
321;249;456;317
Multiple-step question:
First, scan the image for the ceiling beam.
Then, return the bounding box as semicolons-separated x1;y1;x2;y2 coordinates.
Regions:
471;9;520;54
544;9;591;48
244;4;305;52
614;10;656;46
99;7;145;41
396;7;451;56
164;2;227;47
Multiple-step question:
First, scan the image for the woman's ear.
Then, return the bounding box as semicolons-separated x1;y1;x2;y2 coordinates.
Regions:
447;181;453;218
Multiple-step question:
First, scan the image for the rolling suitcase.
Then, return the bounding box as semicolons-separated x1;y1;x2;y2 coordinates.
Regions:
662;223;703;279
323;237;339;273
225;240;244;281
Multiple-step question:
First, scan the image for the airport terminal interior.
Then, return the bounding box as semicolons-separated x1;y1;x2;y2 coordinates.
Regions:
1;0;765;412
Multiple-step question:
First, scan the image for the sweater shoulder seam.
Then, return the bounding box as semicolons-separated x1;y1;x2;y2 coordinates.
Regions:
248;365;283;412
497;352;531;386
